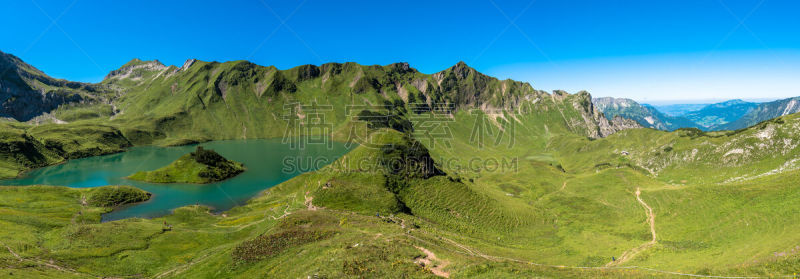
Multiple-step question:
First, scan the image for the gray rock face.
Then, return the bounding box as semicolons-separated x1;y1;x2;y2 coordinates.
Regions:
0;90;83;121
0;51;96;121
575;92;641;138
608;115;642;132
103;59;167;81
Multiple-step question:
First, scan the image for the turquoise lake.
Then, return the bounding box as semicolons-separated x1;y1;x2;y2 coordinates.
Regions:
0;139;353;222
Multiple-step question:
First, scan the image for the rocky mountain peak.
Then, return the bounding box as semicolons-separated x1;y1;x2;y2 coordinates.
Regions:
387;62;412;73
104;58;167;81
448;61;476;79
181;59;197;71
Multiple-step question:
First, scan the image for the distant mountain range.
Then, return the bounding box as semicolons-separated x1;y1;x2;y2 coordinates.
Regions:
595;97;800;131
2;47;796;135
593;97;701;131
714;97;800;130
681;99;759;129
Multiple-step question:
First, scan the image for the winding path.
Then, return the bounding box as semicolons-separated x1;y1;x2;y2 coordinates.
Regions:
414;246;450;278
606;187;657;266
2;241;94;277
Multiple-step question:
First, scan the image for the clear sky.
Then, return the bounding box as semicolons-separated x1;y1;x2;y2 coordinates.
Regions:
2;0;799;101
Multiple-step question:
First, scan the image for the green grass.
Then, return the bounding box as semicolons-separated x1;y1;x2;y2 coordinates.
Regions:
87;185;151;207
6;129;800;277
0;122;131;179
127;146;245;183
51;103;115;122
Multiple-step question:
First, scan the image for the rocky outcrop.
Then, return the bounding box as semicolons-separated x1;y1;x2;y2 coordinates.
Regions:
609;115;641;130
103;58;167;81
573;92;641;138
0;90;83;121
181;59;196;71
0;50;96;121
429;61;533;111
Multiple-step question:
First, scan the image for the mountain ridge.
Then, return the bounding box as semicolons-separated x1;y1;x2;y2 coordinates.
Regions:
595;97;800;132
683;99;758;128
0;50;639;178
0;50;110;121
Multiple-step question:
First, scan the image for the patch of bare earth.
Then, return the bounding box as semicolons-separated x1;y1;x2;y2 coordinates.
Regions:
606;187;657;266
304;192;318;211
414;246;450;278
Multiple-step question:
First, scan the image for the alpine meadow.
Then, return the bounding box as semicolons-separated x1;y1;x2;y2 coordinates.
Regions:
3;1;800;278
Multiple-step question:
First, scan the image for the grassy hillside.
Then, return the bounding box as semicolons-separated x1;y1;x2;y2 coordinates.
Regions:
0;122;130;179
559;114;800;185
0;130;660;278
5;123;800;277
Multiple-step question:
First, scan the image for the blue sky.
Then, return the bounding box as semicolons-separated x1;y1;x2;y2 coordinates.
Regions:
1;0;798;101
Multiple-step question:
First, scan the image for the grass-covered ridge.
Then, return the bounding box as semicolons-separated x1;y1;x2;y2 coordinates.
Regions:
128;146;245;183
0;122;130;179
0;53;636;178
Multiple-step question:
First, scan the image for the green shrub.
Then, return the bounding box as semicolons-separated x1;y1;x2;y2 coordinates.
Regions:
88;185;151;207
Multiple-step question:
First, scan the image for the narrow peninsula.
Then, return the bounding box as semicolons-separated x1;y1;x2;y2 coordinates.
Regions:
128;146;245;184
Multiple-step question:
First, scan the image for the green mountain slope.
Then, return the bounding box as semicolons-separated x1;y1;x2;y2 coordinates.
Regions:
99;59;637;145
0;121;130;178
5;110;800;277
0;53;638;177
593;97;701;131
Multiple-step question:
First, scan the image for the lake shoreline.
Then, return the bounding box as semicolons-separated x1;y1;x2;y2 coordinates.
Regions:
1;138;355;222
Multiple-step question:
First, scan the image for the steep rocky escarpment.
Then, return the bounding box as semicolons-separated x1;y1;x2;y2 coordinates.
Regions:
0;50;103;121
573;92;641;138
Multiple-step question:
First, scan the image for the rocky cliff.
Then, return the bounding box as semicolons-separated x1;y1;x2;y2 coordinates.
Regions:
0;50;104;121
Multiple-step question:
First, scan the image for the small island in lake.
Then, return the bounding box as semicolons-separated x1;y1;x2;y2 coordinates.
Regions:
128;146;245;184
